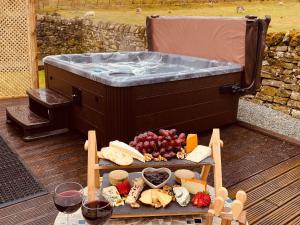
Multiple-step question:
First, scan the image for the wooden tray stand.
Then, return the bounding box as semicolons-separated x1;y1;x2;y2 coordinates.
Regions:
85;129;248;225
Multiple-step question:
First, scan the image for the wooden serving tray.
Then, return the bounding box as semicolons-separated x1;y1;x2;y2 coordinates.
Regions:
101;172;210;218
98;157;214;173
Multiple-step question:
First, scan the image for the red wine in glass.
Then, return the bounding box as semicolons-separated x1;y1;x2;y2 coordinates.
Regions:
54;190;82;214
53;182;83;225
82;200;112;225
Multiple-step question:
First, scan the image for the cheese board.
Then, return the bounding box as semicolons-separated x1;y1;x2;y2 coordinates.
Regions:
100;172;211;218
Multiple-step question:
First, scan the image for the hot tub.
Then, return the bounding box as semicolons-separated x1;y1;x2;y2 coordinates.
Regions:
44;52;243;145
43;16;270;145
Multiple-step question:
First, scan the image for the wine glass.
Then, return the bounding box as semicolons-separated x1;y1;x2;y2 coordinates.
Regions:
81;192;113;225
53;182;83;225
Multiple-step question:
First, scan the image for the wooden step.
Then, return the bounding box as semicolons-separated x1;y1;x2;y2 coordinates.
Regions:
6;105;51;129
27;88;71;109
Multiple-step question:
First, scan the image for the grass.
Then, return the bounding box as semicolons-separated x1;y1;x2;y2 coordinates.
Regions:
52;0;300;32
39;70;45;88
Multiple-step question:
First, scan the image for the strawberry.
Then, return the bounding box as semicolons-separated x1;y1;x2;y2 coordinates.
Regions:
116;180;131;196
192;191;211;208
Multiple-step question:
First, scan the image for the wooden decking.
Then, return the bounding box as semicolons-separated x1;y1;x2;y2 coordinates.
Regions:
0;98;299;225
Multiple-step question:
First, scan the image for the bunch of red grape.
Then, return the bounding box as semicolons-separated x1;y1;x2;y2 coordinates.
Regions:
129;129;186;160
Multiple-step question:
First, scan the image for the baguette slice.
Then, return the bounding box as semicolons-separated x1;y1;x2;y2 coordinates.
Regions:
100;147;133;166
109;140;145;162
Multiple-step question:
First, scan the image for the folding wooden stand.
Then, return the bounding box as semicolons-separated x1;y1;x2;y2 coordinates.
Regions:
85;129;248;224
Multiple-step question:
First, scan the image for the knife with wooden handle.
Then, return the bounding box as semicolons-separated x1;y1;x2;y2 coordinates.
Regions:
236;190;247;205
232;199;243;220
214;196;225;216
217;187;228;200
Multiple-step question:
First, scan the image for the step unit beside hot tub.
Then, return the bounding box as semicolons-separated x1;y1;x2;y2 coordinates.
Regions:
6;88;71;141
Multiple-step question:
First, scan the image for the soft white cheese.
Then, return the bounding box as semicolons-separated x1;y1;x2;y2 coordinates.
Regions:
173;186;190;207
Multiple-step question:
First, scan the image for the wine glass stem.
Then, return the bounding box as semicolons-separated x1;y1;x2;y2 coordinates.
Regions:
67;214;69;225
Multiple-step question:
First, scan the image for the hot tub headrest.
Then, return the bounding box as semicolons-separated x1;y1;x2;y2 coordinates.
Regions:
146;15;271;93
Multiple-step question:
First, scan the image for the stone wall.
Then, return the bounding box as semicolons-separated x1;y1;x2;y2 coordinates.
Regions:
37;15;300;119
37;14;146;59
244;31;300;119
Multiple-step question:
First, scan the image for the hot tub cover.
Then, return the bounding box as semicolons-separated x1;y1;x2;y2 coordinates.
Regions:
43;51;243;87
146;15;271;93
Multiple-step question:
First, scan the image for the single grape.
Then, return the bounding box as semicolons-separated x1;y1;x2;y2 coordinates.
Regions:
166;146;173;152
168;151;176;158
162;140;168;147
146;136;152;141
165;136;172;141
175;139;182;146
170;140;176;147
144;141;150;148
136;142;143;149
147;131;155;136
179;133;186;139
152;152;160;158
163;153;172;159
170;129;177;136
150;141;156;148
152;135;158;141
157;140;162;148
158;136;163;141
159;148;166;154
142;149;147;154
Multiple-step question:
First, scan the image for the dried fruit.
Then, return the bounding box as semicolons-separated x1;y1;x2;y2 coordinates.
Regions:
192;191;211;208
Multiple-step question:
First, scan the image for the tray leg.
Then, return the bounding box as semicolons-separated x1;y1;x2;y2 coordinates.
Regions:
201;165;211;182
205;213;214;225
221;219;232;225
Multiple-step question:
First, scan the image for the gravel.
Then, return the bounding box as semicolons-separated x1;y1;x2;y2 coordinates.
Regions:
237;99;300;141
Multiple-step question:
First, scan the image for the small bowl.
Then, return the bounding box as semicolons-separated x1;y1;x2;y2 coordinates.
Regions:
142;167;172;189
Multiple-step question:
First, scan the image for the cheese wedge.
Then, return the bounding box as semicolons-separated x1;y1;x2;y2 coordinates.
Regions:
185;145;211;163
101;147;133;166
186;134;198;153
109;140;145;162
139;189;152;205
181;178;207;194
156;191;172;208
102;186;124;207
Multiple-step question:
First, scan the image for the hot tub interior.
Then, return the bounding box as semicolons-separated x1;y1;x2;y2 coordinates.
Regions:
45;52;243;87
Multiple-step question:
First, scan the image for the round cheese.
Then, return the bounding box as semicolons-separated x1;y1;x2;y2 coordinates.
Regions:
109;170;129;186
174;169;195;184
